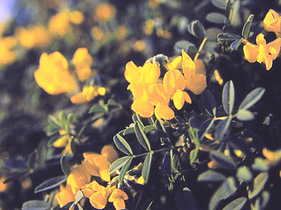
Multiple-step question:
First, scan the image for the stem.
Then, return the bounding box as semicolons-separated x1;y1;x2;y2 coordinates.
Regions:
194;36;207;61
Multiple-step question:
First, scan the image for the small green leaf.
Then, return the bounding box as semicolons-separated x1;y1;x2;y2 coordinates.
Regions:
217;32;241;42
118;157;133;185
211;0;227;9
206;12;227;24
107;98;119;107
74;190;84;205
113;134;133;156
189;148;199;164
236;166;252;182
132;113;144;127
201;89;216;116
109;156;132;174
135;122;151;151
174;40;198;56
238;87;265;110
142;152;153;183
198;118;215;140
248;172;268;199
209;177;237;210
143;125;155;133
60;155;71;176
230;38;243;50
222;80;235;115
210;151;237;172
251;157;269;171
236;109;254;121
242;14;254;39
215;117;232;140
89;104;107;113
188;20;206;39
122;127;135;135
260;190;270;209
22;200;52;210
34;175;66;193
198;170;226;182
222;197;247;210
175;187;198;210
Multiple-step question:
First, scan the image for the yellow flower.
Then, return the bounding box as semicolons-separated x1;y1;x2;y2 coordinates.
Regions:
52;129;73;154
70;86;106;104
34;52;77;94
15;25;50;49
55;183;75;207
94;3;116;21
243;33;281;70
263;9;281;36
181;50;207;95
108;188;128;210
0;36;16;66
72;48;93;81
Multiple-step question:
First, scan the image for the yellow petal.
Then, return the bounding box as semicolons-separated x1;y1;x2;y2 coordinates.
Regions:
124;61;139;83
263;9;281;33
89;192;108;209
73;48;92;81
163;69;185;95
70;92;87;104
166;55;182;70
194;59;206;75
186;74;207;95
101;145;119;163
181;50;195;80
113;198;126;210
154;103;174;120
131;99;154;118
148;83;170;105
243;43;259;63
173;90;191;110
141;62;160;84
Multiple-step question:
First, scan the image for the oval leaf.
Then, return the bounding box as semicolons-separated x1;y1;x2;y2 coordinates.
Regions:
230;38;243;50
222;80;235;115
248;172;268;199
89;104;107;113
236;166;252;182
174;40;198;55
201;89;216;116
242;14;254;39
175;187;198;210
60;155;71;176
188;20;206;39
215;117;232;140
142;152;153;183
134;121;151;151
217;32;241;42
210;151;237;172
118;157;133;185
113;134;133;156
238;87;265;110
222;197;247;210
206;12;227;24
236;109;254;121
22;200;51;210
34;175;66;193
211;0;226;9
109;156;131;174
198;170;226;182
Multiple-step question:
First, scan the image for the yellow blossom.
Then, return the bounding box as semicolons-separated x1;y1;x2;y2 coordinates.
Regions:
108;188;128;210
263;9;281;36
94;3;116;21
243;33;281;70
72;48;93;81
91;26;105;41
55;183;75;207
70;86;106;104
53;129;72;154
0;36;16;66
15;25;50;49
34;52;77;94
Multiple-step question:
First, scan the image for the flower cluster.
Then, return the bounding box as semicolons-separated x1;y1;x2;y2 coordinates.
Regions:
34;48;106;104
124;50;206;120
243;9;281;70
55;145;129;210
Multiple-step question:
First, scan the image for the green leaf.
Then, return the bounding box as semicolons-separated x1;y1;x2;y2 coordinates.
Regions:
198;118;215;140
210;151;237;172
230;38;243;50
74;190;84;205
209;177;237;210
107;98;119;107
59;111;66;126
174;40;198;56
135;121;151;151
236;166;252;182
143;125;155;133
211;0;227;9
189;147;199;164
236;109;254;121
248;172;268;199
89;104;107;113
238;87;265;110
188;20;206;39
222;80;235;115
251;157;269;171
113;134;133;156
122;127;135;135
222;197;247;210
22;200;52;210
260;190;270;209
198;170;226;182
132;113;144;127
142;152;153;183
60;155;71;176
109;156;132;174
47;115;61;129
242;14;254;39
118;157;133;185
201;89;216;116
206;12;227;24
34;175;66;193
175;187;198;210
217;33;241;42
215;117;232;140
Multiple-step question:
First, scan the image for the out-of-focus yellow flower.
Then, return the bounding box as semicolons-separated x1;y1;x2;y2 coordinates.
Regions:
72;48;92;81
15;25;50;49
181;50;207;94
0;177;8;192
70;86;106;104
108;188;128;210
53;129;72;154
143;19;155;35
94;3;116;21
83;145;118;182
133;40;146;52
243;33;281;70
0;36;16;66
116;25;128;40
91;26;104;41
34;52;77;94
263;9;281;36
48;9;84;37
